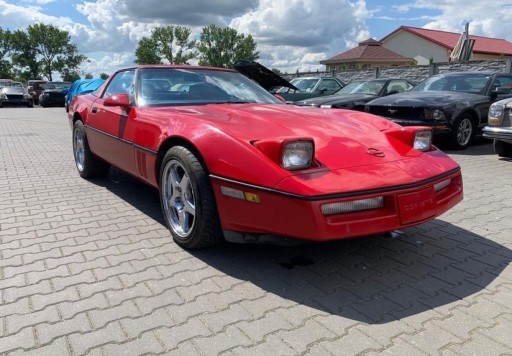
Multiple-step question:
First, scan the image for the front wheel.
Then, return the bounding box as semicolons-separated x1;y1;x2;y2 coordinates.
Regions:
494;139;512;158
159;146;223;249
72;120;110;178
450;114;474;150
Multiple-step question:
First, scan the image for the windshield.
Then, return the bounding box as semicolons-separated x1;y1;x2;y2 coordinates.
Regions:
337;80;386;95
138;68;282;107
0;82;23;88
412;73;491;94
44;82;71;90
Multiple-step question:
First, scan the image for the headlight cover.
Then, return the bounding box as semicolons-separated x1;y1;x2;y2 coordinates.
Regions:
282;140;314;170
488;103;504;126
0;93;7;100
414;130;432;151
425;108;446;121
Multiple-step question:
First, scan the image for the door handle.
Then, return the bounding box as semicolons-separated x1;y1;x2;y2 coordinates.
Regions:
91;107;98;113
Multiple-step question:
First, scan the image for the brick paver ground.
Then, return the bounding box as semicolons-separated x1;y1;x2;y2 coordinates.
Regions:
1;107;511;355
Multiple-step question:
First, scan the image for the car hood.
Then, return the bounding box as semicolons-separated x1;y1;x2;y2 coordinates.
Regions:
234;60;298;92
145;104;447;171
367;90;486;107
295;93;376;106
1;87;25;95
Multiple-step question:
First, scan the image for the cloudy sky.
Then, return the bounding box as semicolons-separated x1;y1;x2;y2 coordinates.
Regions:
1;0;512;77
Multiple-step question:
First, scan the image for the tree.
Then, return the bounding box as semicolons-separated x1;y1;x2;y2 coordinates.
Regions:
100;73;109;80
84;73;93;79
134;37;161;64
197;25;259;68
27;24;86;81
0;28;14;78
134;25;196;65
10;29;40;81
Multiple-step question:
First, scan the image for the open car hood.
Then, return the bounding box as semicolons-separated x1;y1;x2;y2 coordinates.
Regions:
234;60;299;92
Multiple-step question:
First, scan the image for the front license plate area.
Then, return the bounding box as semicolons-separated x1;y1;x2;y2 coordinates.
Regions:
398;188;436;225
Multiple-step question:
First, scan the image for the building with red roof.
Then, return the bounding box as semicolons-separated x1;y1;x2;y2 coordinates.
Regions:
381;26;512;65
320;39;412;71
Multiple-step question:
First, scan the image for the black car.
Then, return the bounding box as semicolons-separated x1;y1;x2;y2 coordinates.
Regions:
294;78;414;110
365;72;512;149
38;82;71;107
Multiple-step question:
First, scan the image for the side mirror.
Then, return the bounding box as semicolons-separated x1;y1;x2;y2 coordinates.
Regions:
104;93;131;108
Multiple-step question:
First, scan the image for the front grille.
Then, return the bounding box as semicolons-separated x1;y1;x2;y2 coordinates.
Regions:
6;94;24;100
48;92;65;98
368;106;425;120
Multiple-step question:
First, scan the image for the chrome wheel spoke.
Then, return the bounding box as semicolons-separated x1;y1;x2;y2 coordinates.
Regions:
162;159;196;238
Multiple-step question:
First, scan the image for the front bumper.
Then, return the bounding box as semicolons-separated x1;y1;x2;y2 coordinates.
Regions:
0;98;32;107
383;118;451;134
211;170;463;242
482;126;512;144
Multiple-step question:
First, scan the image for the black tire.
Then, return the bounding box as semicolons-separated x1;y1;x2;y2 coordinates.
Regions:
450;113;474;150
494;139;512;158
72;120;110;178
159;146;223;249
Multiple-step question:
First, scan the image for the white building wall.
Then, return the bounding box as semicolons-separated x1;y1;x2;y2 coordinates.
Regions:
382;32;450;64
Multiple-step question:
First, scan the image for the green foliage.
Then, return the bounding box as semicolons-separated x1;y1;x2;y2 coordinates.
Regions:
134;37;161;64
0;28;14;78
197;25;259;67
3;24;86;81
271;68;283;75
100;72;109;80
134;25;196;65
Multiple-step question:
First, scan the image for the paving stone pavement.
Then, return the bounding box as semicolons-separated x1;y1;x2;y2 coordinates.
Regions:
0;107;511;356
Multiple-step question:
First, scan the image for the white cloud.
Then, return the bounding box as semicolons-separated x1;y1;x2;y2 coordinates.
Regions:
4;0;512;78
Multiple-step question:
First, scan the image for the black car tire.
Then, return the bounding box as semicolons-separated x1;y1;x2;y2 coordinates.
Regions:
494;140;512;158
450;113;474;150
159;146;223;249
72;120;110;178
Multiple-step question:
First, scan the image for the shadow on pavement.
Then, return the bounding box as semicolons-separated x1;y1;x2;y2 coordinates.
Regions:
190;221;511;324
88;167;510;325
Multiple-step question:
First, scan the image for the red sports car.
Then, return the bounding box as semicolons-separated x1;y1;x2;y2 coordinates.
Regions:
68;65;463;249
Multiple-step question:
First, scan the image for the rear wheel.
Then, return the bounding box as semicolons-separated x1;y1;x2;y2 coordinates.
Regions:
494;139;512;158
72;120;110;178
450;114;474;150
159;146;223;249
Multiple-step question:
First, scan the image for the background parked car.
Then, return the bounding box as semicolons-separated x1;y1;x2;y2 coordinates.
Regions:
234;60;299;94
274;76;345;102
0;81;33;108
483;98;512;157
27;80;47;105
38;81;71;107
365;71;512;149
65;79;105;112
295;78;414;110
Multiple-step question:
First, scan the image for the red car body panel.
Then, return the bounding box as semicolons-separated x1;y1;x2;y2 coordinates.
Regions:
68;65;463;242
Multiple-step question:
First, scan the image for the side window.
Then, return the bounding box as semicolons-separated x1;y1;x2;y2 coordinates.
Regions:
102;70;135;100
387;80;408;93
494;76;512;91
318;79;342;92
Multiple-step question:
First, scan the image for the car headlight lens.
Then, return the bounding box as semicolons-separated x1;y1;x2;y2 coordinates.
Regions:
282;140;314;170
432;109;446;121
488;103;504;126
0;93;6;99
414;130;432;151
24;94;31;99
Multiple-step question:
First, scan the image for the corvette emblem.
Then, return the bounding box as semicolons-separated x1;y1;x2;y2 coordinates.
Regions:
388;109;398;114
367;148;385;157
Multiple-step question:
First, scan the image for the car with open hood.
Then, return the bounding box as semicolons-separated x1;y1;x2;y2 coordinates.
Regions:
0;81;33;108
295;78;414;110
234;60;344;102
365;71;512;149
68;64;463;249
